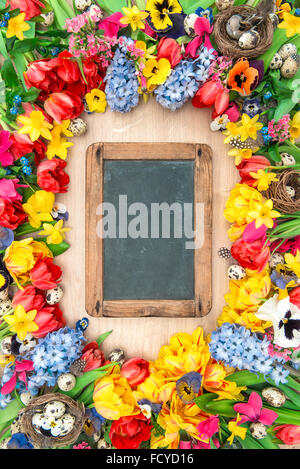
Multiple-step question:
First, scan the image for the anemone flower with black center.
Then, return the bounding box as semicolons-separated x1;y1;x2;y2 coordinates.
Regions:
146;0;183;33
176;371;202;404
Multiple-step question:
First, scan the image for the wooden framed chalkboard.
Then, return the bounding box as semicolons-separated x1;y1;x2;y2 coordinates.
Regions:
85;143;212;318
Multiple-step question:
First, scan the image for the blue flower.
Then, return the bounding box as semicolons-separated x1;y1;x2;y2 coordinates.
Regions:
0;226;14;250
242;98;262;118
0;392;12;409
195;7;213;25
76;317;89;332
7;433;34;449
84;408;105;436
176;371;202;404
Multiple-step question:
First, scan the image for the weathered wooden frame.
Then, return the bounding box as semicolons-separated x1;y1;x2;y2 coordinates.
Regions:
85;142;212;318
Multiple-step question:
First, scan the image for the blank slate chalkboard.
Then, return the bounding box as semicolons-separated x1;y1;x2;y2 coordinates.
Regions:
86;143;212;318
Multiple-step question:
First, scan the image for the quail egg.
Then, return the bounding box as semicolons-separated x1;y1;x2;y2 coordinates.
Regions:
60;413;75;436
278;43;298;60
226;14;244;40
32;412;48;434
0;336;12;354
238;30;260;50
262;387;286;408
269;252;284;269
57;373;76;392
280;152;296;166
20;391;34;406
40;11;54;28
184;14;199;37
270;53;283;70
68;118;88;137
285;185;296;198
0;299;12;316
227;264;246;280
46;286;63;305
44;401;66;419
75;0;91;12
281;55;300;78
250;422;267;439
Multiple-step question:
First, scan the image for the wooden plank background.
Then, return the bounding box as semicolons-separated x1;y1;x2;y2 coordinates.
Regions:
60;101;238;359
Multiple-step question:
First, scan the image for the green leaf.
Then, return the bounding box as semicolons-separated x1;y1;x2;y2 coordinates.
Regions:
0;399;23;425
15;222;42;238
182;0;214;14
1;58;18;87
95;0;127;14
273;98;296;122
0;31;8;58
22;86;40;103
11;38;38;54
96;330;113;347
13;53;27;90
43;240;70;257
23;21;36;39
135;0;146;9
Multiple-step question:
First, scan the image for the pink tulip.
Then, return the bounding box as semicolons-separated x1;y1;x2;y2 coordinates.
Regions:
0;130;13;166
197;415;219;440
0;179;25;202
242;221;268;243
44;91;83;123
234;392;278;426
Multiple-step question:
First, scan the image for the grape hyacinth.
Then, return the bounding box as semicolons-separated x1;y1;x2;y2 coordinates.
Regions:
104;37;139;113
209;323;289;385
155;46;216;111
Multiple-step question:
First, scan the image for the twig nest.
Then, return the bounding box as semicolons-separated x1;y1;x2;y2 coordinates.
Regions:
269;252;284;269
97;438;112;449
238;30;260;50
68;117;88;137
11;409;26;434
285;185;296;198
0;437;10;449
40;11;54;28
281;55;300;79
226;14;244;39
20;391;34;407
270;53;283;70
57;373;76;392
278;43;298;60
227;264;246;280
215;0;235;11
0;298;12;316
266;169;300;214
0;336;12;354
108;348;126;366
280;152;296;166
46;286;63;305
249;422;267;439
269;13;279;30
75;0;92;12
184;14;199;37
262;387;286;407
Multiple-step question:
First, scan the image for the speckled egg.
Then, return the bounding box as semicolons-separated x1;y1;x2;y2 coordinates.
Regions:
32;412;47;433
60;413;75;436
75;0;92;12
270;53;283;70
44;401;66;419
97;438;112;449
238;30;260;50
280;152;296;166
278;43;298;60
40;11;54;27
184;14;199;37
285;185;296;198
20;391;34;406
262;387;286;407
68;117;88;137
57;373;76;392
269;13;279;30
281;55;300;78
269;252;284;269
108;349;126;366
215;0;234;11
87;4;103;21
46;286;63;305
227;264;246;280
250;422;267;439
226;15;244;40
0;299;12;316
0;336;12;354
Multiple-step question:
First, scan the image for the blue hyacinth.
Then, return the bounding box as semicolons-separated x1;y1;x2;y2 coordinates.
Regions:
104;37;139;113
155;46;215;111
209;323;289;385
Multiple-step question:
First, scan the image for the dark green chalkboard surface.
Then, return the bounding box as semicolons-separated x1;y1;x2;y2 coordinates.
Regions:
103;160;194;300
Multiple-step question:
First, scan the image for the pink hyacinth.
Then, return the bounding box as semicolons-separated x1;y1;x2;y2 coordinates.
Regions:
234;392;278;426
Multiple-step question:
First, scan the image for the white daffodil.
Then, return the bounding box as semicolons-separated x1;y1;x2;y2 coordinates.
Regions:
256;294;300;348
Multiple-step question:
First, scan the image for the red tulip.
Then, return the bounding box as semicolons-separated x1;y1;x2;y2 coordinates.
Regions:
274;425;300;445
37;159;69;193
231;236;270;272
237;155;271;185
44;92;84;123
12;285;45;312
0;198;27;230
81;341;105;372
290;287;300;309
6;0;45;20
212;102;240;122
109;413;152;449
157;38;182;68
120;358;150;387
193;80;229;115
29;257;62;290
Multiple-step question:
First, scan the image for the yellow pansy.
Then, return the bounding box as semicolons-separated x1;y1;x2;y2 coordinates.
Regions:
146;0;182;32
248;199;281;229
285;250;300;277
143;58;171;86
38;220;70;245
23;190;54;229
239;114;264;142
228;148;257;166
289;111;300;143
278;12;300;37
249;169;278;191
6;13;30;40
120;6;148;31
18;110;53;142
4;305;38;341
85;89;107;113
46;126;73;160
0;354;15;368
227;414;247;445
93;372;139;420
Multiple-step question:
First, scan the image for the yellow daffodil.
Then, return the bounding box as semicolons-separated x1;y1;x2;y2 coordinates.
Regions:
223;122;241;144
18;110;53;142
93;372;139;420
143;58;171;86
53;120;73;138
249;169;278;191
285;250;300;277
228;148;257;166
289;111;300;143
3;238;52;288
23;190;54;229
120;6;148;31
146;0;182;32
85;89;107;113
239;114;264;142
278;12;300;37
3;305;38;341
6;13;30;40
46;126;73;160
248;199;281;229
276;0;292;18
38;219;70;245
227;414;247;445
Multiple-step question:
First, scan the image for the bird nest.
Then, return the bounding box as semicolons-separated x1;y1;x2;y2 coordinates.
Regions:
266;169;300;214
21;393;85;449
213;6;274;59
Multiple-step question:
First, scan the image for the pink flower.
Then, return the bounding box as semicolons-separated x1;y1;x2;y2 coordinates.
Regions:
234;392;278;426
197;415;219;441
185;17;214;59
242;221;268;243
1;360;34;395
179;438;220;449
0;130;13;167
97;12;125;37
73;441;91;449
0;179;25;202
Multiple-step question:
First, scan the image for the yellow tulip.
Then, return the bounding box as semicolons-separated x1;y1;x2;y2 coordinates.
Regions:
285;250;300;277
133;369;176;404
